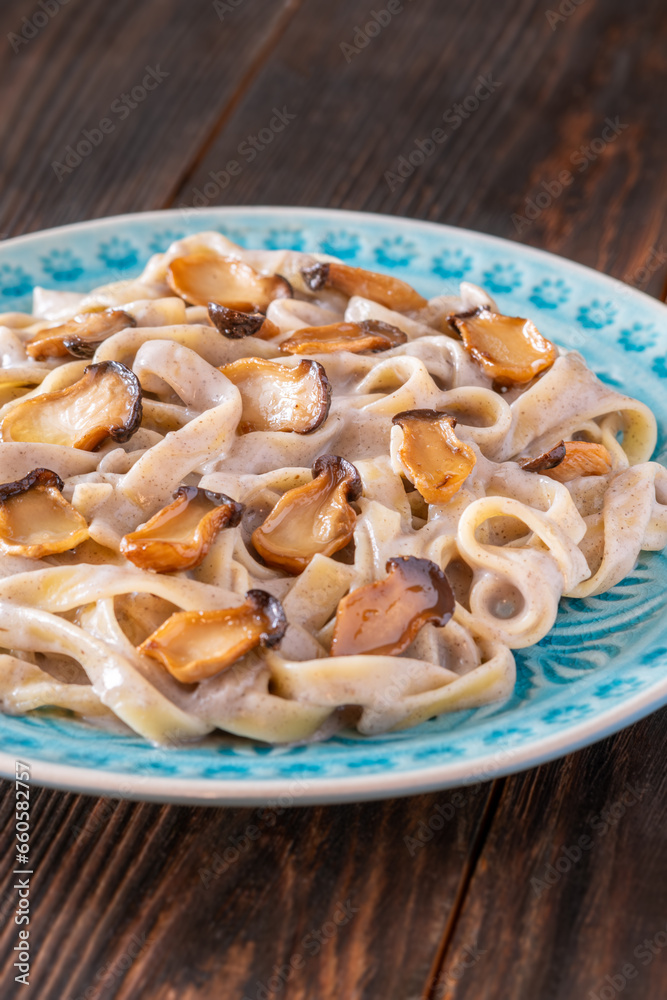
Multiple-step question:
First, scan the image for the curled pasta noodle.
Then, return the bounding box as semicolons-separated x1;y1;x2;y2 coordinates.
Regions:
0;230;663;745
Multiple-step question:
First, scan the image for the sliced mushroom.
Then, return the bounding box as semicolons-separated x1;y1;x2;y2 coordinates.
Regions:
207;302;281;340
220;358;331;434
280;319;407;355
0;468;89;557
252;455;362;574
0;361;142;450
26;309;136;360
120;486;243;573
167;251;292;311
330;556;455;656
301;262;427;311
520;441;567;473
523;440;613;482
137;589;287;682
391;410;477;504
449;308;557;385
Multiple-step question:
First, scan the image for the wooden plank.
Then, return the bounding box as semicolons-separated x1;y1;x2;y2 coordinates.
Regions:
173;0;667;296
0;0;664;996
0;783;495;999
0;0;301;236
432;710;667;999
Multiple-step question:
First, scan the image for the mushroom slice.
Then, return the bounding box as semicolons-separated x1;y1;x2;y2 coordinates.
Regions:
0;468;89;557
26;309;136;360
167;251;292;311
449;308;557;385
252;455;362;574
280;320;407;355
220;358;331;434
207;302;281;340
301;262;427;311
120;486;243;573
0;360;142;450
521;441;567;473
391;410;477;504
137;589;287;682
524;440;613;482
331;556;455;656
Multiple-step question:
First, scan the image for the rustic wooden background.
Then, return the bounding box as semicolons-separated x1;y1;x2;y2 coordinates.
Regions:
0;0;666;997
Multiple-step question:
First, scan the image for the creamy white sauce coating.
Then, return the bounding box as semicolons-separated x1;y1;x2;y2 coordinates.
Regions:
0;230;665;745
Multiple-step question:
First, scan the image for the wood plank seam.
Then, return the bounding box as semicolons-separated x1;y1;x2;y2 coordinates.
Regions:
422;779;506;1000
160;0;305;211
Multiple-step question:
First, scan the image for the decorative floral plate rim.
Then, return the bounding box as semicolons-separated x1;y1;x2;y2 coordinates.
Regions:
0;206;666;805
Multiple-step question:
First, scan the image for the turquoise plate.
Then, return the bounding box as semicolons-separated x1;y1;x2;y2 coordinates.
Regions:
0;207;666;804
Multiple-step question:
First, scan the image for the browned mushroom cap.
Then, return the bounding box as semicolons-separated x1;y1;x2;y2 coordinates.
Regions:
252;455;362;574
279;319;407;355
449;308;557;385
523;440;613;482
167;251;292;311
207;302;281;340
0;468;89;558
330;556;455;656
220;358;331;434
0;361;142;450
120;486;243;573
25;309;136;360
301;262;427;311
521;441;567;473
392;410;477;504
137;589;287;682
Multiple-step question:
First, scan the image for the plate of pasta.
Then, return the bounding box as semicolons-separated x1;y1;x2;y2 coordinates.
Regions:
0;206;665;805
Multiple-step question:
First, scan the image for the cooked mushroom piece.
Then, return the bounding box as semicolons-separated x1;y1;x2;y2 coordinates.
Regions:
449;308;557;385
220;358;331;434
120;486;243;573
26;309;136;360
137;589;287;682
207;302;281;340
167;251;292;311
0;468;89;557
252;455;362;574
330;556;455;656
301;262;427;311
523;440;613;482
391;410;477;504
520;441;567;473
280;319;407;355
0;360;142;450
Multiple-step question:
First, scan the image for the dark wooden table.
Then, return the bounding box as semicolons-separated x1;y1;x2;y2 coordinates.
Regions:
0;1;666;997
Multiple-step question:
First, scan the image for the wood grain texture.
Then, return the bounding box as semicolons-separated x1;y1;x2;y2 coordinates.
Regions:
0;0;665;996
433;712;667;1000
0;783;496;999
0;0;301;236
176;0;667;294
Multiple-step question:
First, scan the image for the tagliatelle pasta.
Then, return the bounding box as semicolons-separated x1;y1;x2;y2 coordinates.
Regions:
0;229;665;747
